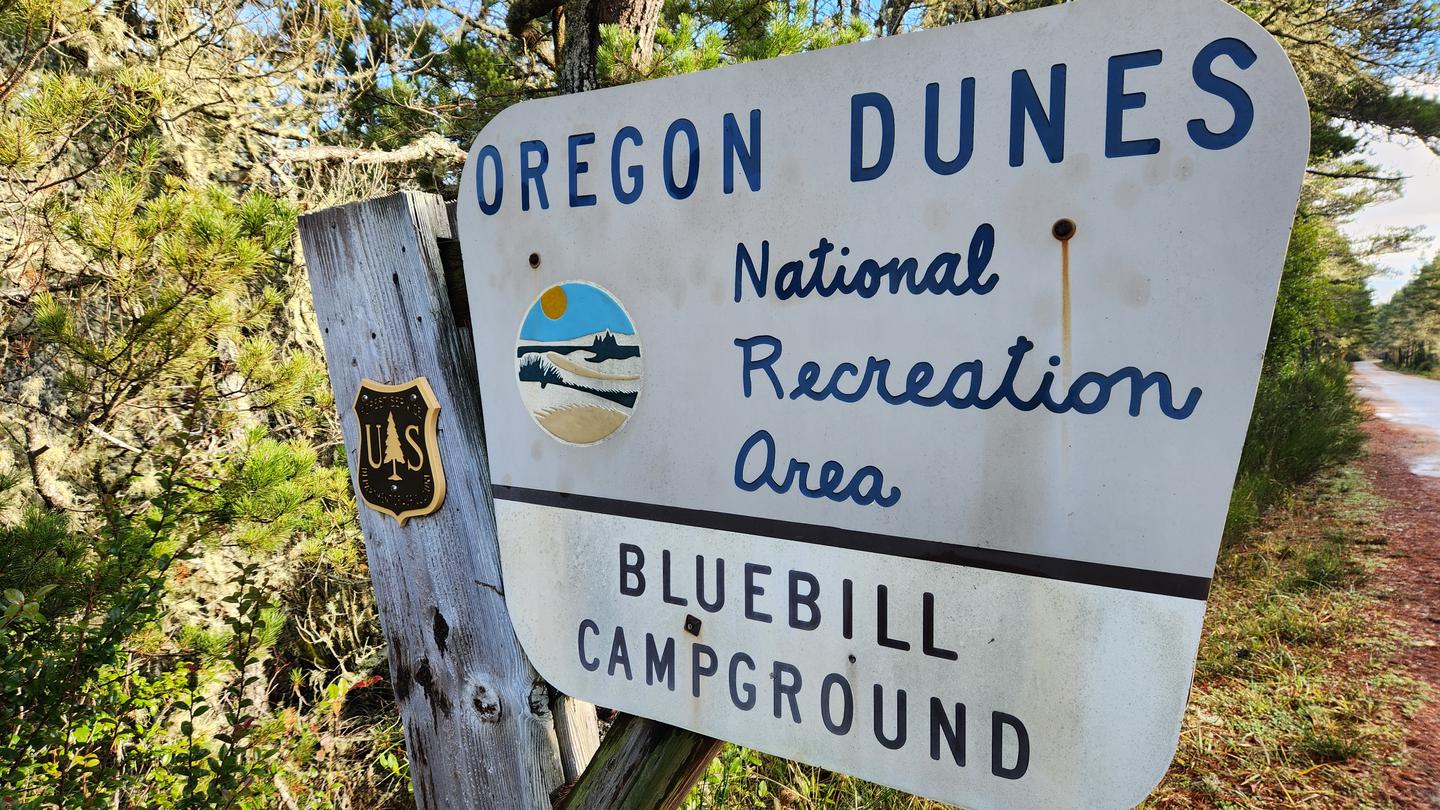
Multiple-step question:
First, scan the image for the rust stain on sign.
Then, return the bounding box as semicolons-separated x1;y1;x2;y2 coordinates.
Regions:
1054;218;1077;458
1052;218;1077;382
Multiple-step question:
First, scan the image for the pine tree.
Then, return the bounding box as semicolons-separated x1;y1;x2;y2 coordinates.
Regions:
1374;256;1440;370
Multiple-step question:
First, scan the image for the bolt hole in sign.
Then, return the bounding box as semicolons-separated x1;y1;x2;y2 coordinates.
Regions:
458;0;1307;806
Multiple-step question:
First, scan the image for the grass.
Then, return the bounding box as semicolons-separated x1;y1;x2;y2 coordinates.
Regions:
683;466;1429;809
1147;465;1427;808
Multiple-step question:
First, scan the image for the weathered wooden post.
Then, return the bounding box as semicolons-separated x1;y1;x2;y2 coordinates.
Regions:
300;191;719;809
300;193;569;809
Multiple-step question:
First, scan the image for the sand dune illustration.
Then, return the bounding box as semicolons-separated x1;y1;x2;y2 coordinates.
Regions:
518;354;639;406
544;351;639;381
534;404;630;444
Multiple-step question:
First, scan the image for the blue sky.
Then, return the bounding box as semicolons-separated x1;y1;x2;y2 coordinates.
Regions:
519;283;636;342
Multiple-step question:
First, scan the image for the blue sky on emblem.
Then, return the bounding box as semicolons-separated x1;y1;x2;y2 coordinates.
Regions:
519;282;636;342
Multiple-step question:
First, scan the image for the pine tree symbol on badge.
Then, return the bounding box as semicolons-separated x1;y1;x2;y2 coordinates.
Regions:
382;411;405;481
353;378;446;524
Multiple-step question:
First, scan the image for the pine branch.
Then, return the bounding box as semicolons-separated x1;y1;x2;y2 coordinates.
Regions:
1305;167;1403;183
430;0;515;41
274;133;465;165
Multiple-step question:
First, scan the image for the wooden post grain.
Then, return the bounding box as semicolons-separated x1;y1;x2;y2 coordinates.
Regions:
300;192;566;810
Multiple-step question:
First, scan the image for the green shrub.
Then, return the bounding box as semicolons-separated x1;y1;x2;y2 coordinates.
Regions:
1225;360;1364;542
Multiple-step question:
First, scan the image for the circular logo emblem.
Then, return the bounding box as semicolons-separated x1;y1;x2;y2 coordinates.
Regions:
516;282;642;445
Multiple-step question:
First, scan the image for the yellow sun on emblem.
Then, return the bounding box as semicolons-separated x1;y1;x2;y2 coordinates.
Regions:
540;285;568;320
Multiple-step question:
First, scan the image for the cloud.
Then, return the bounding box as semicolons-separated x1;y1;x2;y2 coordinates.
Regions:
1340;80;1440;303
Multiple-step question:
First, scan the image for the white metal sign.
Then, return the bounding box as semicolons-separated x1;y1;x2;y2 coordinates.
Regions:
457;0;1307;805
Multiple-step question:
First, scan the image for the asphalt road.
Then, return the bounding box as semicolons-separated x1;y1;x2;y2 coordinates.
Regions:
1354;360;1440;478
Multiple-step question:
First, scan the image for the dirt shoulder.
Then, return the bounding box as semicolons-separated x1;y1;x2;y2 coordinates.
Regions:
1364;406;1440;808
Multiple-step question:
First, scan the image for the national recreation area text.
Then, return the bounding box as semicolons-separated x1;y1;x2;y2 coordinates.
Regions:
475;38;1266;507
726;226;1201;509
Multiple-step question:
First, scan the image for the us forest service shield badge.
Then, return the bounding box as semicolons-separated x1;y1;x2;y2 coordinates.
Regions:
353;378;446;525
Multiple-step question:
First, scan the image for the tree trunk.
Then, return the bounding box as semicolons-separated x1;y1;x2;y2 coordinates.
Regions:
558;0;600;93
602;0;665;65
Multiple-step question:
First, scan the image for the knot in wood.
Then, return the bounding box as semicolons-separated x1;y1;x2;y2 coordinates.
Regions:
471;682;502;721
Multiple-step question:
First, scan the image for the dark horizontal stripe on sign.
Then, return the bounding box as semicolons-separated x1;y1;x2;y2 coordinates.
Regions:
491;486;1212;601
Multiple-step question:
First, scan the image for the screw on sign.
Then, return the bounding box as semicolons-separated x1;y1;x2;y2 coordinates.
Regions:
456;0;1309;806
